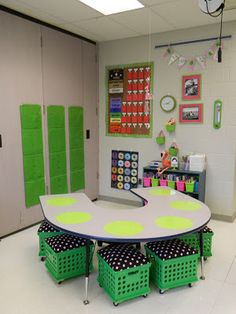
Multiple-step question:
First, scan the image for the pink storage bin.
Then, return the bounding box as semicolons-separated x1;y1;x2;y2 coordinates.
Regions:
143;177;151;187
176;181;185;192
160;179;167;186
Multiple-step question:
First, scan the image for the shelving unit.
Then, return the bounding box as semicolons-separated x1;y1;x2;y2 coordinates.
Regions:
143;167;206;202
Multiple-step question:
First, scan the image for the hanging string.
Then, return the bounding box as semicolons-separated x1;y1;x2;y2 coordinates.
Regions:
218;5;224;62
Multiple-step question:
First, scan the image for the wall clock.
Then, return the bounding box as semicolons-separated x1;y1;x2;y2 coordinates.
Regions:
160;95;176;112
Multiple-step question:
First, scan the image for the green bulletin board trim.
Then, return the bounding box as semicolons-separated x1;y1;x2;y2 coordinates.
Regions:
105;61;154;138
47;106;68;194
20;104;45;208
68;106;85;192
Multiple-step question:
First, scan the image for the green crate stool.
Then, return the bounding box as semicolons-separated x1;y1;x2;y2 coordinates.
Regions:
97;244;151;306
179;226;214;259
45;234;94;283
37;221;63;261
145;239;199;294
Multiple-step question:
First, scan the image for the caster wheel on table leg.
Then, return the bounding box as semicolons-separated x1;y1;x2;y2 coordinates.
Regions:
159;289;165;294
188;283;193;288
142;294;148;298
83;300;90;305
113;302;119;307
40;256;46;262
204;257;208;261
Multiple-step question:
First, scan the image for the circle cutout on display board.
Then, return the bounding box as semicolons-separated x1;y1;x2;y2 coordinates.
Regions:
104;220;144;236
124;176;131;183
131;177;137;184
46;197;77;207
112;174;117;181
117;182;123;189
56;212;92;224
118;160;124;167
131;161;138;169
125;161;131;168
112;151;118;159
131;169;137;176
170;201;202;211
112;160;117;167
117;175;124;182
118;152;124;159
125;153;131;160
125;168;131;176
155;216;193;230
131;153;138;161
124;183;131;190
112;167;117;174
118;168;124;174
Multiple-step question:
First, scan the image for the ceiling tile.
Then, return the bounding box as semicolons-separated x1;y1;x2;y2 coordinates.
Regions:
110;7;175;35
140;0;180;7
18;0;103;22
74;16;140;41
58;22;101;42
151;0;218;29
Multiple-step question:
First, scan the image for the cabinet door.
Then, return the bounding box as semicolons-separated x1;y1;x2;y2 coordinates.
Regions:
0;13;44;236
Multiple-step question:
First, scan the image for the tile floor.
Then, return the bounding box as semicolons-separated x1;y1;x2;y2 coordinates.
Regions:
1;200;236;314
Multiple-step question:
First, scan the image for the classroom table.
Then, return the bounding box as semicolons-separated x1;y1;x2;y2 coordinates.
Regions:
40;186;211;304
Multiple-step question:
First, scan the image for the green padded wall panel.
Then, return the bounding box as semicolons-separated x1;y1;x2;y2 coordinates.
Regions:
47;106;68;194
68;107;85;192
20;104;45;208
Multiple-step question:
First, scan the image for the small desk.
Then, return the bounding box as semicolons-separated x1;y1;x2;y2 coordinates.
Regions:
40;186;211;304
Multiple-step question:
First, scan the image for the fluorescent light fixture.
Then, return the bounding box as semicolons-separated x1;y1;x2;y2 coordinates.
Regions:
79;0;144;15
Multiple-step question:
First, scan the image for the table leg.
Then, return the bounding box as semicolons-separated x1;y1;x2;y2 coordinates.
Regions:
199;230;205;280
83;239;90;305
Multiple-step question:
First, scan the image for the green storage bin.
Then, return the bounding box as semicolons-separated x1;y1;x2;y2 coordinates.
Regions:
145;245;199;293
151;178;159;187
185;182;195;193
38;231;63;257
97;254;151;305
156;136;165;145
168;147;178;156
167;180;176;189
45;237;94;282
165;124;175;133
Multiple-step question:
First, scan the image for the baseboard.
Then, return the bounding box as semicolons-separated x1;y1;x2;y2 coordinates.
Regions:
0;220;43;240
211;211;236;223
98;195;141;207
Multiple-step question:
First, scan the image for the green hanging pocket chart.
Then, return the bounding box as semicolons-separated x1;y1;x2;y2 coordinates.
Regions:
20;104;46;208
47;106;68;194
68;106;85;192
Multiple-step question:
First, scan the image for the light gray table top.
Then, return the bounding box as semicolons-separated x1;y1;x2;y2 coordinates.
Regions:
40;187;211;242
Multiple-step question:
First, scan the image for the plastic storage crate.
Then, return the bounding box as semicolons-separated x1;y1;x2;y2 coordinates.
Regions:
179;226;214;258
45;234;94;283
145;239;199;293
37;221;63;258
97;245;151;306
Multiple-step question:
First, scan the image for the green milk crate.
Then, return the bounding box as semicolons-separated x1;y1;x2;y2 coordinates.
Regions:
145;246;199;293
97;254;151;306
179;229;213;258
45;240;94;283
38;231;63;258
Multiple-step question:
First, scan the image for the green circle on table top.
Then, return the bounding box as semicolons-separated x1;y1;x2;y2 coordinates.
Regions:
46;197;77;206
155;216;193;230
170;201;202;211
56;212;92;224
149;189;175;196
104;221;144;236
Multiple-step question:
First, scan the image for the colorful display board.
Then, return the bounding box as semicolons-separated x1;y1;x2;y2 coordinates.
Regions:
111;150;139;190
106;62;154;137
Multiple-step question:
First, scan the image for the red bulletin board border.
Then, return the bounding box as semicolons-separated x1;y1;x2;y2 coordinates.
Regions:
106;62;154;138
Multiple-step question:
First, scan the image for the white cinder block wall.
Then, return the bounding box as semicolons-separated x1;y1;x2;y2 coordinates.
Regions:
98;21;236;219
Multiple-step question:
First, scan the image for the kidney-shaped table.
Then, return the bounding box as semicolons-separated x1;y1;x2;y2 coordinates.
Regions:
40;186;211;304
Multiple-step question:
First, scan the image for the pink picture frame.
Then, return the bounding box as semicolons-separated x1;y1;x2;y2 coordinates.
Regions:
179;104;203;123
182;74;201;100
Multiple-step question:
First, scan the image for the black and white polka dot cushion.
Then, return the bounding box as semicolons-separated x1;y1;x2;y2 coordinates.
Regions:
38;221;60;233
202;226;213;234
45;234;93;253
98;244;149;272
146;239;198;261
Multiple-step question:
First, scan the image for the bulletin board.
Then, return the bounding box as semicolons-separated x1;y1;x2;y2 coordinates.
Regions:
111;150;139;190
106;62;154;137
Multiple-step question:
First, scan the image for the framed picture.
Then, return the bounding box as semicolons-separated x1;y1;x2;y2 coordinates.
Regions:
182;74;201;100
179;104;203;123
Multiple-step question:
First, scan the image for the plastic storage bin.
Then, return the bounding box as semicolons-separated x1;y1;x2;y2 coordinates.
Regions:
151;178;159;187
97;245;151;306
185;182;195;193
160;179;168;186
45;234;94;283
176;181;185;192
145;239;199;293
143;177;151;187
167;180;176;189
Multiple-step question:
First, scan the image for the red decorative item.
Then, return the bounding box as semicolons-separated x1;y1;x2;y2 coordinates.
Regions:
161;151;171;169
127;69;133;80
